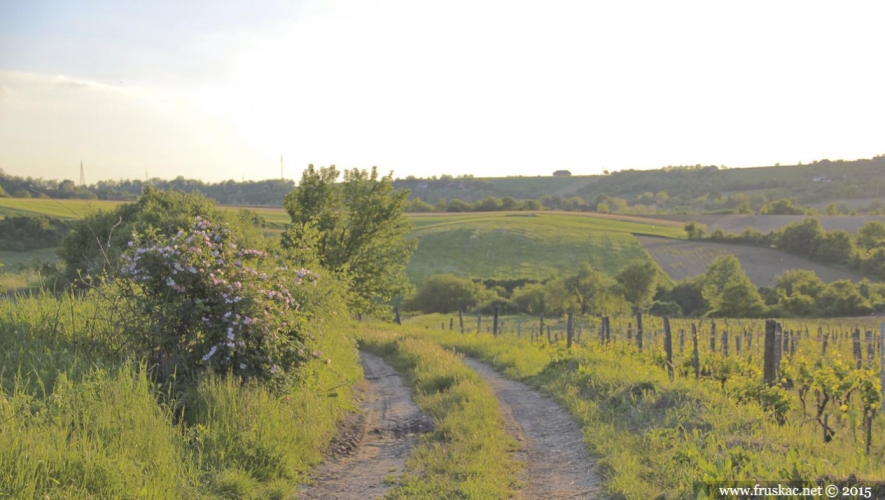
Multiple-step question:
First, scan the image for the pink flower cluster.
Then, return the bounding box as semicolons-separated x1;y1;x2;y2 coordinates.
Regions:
118;216;317;383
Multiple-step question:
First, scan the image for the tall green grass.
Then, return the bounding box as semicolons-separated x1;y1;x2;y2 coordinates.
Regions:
0;292;361;499
356;326;521;499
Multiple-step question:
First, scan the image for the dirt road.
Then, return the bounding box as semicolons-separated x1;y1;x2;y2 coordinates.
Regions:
299;352;431;500
462;357;603;499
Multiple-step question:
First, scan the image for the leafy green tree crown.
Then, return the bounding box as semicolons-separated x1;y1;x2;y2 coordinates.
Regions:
282;165;415;315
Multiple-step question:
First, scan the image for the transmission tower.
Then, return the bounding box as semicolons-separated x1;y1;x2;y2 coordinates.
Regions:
79;160;86;187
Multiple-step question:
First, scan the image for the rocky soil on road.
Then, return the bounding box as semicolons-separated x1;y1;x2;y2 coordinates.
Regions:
299;352;432;500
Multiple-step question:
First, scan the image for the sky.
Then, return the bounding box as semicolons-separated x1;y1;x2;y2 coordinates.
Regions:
1;0;884;184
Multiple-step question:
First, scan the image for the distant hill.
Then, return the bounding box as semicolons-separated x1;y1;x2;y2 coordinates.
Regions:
3;154;883;214
576;157;885;206
392;175;599;204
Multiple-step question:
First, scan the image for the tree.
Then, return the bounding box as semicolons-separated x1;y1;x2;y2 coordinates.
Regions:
775;269;825;298
474;196;503;212
857;221;885;250
760;199;806;215
776;218;825;257
405;198;433;212
560;263;619;315
710;278;767;317
282;165;415;315
404;274;482;313
815;230;855;265
511;283;550;315
500;196;519;211
667;279;708;317
699;255;766;317
520;199;543;211
615;261;658;312
684;221;705;239
817;280;873;317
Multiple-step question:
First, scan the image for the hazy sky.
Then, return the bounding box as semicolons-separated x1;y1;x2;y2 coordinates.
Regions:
2;0;883;183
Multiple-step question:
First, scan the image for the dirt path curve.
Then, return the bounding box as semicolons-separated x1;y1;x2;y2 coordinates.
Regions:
299;352;431;500
462;357;603;499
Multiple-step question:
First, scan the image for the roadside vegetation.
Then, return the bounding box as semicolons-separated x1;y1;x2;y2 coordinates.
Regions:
356;325;521;499
417;325;885;499
0;163;416;498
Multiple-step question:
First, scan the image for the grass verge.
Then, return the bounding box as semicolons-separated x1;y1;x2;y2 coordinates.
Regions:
0;292;362;499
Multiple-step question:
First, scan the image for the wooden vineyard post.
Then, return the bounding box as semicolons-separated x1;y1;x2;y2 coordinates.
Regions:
566;312;574;348
866;330;874;366
547;326;551;343
773;323;782;377
747;330;752;351
764;320;777;386
679;328;685;354
880;323;885;415
493;306;499;336
664;316;673;380
710;320;716;353
394;307;402;325
722;329;729;357
782;329;790;359
691;323;700;380
636;313;643;353
822;333;828;355
539;312;545;343
853;328;862;369
449;318;454;330
605;317;611;344
736;334;742;356
459;310;464;334
627;322;633;345
476;312;481;334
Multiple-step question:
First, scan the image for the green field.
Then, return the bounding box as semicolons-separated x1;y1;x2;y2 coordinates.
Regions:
0;198;124;219
406;212;678;284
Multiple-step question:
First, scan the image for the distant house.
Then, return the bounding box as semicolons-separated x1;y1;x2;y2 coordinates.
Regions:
553;170;571;177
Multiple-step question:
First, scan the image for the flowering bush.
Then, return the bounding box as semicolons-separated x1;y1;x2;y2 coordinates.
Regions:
116;216;316;386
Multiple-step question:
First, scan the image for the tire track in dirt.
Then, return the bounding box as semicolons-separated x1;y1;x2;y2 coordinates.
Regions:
462;357;603;499
299;352;432;500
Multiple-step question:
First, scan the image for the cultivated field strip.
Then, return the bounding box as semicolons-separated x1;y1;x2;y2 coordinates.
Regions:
636;235;864;286
647;214;885;235
299;352;431;500
462;357;602;499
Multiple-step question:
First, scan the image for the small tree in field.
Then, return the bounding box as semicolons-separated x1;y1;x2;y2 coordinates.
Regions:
283;165;415;315
404;274;483;314
616;261;658;312
700;255;767;318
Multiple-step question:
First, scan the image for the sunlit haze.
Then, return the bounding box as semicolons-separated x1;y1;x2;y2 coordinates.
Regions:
2;0;884;183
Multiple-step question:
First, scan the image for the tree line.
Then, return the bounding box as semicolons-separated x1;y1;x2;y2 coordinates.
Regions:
404;254;885;319
688;218;885;280
0;169;295;206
